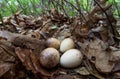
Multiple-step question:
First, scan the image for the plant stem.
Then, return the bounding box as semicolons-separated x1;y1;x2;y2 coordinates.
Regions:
0;13;6;29
113;0;120;18
4;0;15;14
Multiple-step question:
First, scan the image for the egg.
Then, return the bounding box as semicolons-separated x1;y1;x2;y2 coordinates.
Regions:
60;49;83;68
40;48;60;68
60;38;74;52
46;38;60;49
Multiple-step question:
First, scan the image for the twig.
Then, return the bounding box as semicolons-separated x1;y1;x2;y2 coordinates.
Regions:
16;0;27;14
76;42;105;79
94;0;120;37
51;0;69;17
64;0;86;22
30;0;37;15
84;60;105;79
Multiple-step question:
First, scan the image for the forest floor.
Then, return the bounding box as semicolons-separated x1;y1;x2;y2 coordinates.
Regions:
0;1;120;79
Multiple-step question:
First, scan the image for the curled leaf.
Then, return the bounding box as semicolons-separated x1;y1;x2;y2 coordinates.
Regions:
15;47;52;77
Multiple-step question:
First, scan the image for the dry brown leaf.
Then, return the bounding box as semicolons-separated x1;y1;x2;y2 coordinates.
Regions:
30;52;52;77
85;38;108;63
82;38;116;73
55;75;74;79
95;52;115;73
112;63;120;72
109;50;120;63
15;47;35;71
0;63;13;77
74;67;90;75
0;40;15;77
15;47;52;77
113;72;120;79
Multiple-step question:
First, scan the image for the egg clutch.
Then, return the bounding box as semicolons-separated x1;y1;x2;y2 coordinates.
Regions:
39;38;83;69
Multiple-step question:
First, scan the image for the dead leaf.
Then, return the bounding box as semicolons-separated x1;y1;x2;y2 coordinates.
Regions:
15;47;52;77
74;67;90;75
30;52;52;77
0;39;15;77
112;63;120;72
55;75;74;79
109;50;120;63
95;52;115;73
85;38;108;63
113;72;120;79
0;63;13;77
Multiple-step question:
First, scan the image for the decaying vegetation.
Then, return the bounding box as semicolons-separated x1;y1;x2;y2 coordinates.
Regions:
0;0;120;79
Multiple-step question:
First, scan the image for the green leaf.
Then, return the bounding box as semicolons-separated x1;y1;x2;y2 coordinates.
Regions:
51;25;57;30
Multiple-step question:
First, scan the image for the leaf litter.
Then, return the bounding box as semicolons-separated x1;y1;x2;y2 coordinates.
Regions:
0;0;120;79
